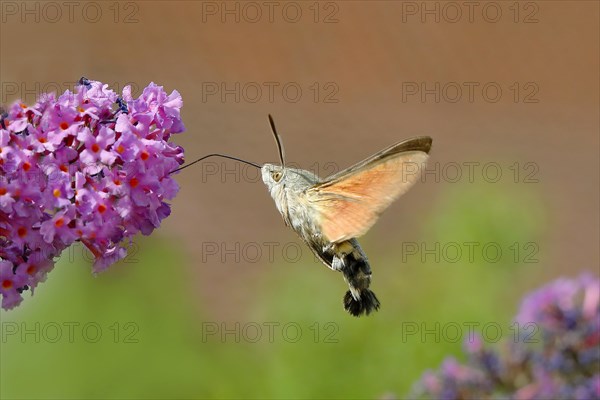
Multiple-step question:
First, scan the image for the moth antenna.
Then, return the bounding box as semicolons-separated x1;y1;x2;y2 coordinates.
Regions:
268;114;286;168
170;153;261;174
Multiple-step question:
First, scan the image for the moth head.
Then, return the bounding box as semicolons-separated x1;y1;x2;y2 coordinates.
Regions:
261;163;285;190
261;114;287;192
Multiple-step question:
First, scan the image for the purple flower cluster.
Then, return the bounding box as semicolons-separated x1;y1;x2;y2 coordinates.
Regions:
0;79;184;310
410;274;600;400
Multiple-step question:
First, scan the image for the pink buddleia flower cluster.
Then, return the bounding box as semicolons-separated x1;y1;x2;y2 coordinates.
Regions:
0;78;185;310
409;274;600;400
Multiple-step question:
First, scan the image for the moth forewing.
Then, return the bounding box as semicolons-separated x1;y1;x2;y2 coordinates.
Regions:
320;136;432;183
304;138;431;243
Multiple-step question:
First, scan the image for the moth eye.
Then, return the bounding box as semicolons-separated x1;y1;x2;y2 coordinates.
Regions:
272;171;282;182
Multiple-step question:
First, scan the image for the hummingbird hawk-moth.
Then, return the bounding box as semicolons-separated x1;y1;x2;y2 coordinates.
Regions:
174;115;432;316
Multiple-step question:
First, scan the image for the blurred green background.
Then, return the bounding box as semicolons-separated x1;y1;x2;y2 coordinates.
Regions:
1;1;598;399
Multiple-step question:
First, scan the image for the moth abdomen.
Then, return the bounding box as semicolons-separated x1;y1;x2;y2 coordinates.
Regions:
330;240;381;316
295;217;381;316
